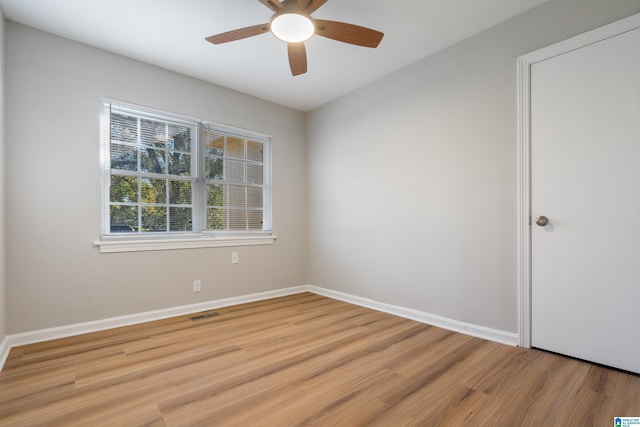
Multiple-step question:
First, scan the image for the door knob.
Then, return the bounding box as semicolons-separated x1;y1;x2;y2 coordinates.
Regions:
535;216;549;226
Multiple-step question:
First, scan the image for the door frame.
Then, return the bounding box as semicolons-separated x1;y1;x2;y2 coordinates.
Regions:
516;12;640;348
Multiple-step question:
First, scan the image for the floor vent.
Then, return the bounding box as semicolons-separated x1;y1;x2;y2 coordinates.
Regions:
190;311;220;320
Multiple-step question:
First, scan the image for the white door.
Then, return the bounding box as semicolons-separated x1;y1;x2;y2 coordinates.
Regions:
531;25;640;373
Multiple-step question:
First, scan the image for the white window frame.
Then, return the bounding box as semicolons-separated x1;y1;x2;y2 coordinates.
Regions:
95;99;275;253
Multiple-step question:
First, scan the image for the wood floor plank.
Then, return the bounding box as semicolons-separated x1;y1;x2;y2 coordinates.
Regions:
0;376;176;426
1;292;640;426
581;363;640;405
158;332;375;424
64;404;167;427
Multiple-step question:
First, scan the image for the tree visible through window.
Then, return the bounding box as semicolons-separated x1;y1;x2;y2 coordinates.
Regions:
101;100;272;237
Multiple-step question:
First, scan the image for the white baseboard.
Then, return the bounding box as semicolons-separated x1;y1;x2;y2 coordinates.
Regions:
0;284;518;371
307;285;519;347
0;336;9;371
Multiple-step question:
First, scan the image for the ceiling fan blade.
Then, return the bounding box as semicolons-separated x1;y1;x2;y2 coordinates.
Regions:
303;0;329;14
287;42;307;76
259;0;283;11
314;20;384;48
205;24;270;44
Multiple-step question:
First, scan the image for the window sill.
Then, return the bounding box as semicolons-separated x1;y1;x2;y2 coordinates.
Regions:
94;235;277;253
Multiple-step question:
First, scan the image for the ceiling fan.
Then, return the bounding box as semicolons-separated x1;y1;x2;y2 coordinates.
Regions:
205;0;384;76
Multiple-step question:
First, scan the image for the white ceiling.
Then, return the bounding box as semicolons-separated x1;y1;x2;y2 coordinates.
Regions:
0;0;549;111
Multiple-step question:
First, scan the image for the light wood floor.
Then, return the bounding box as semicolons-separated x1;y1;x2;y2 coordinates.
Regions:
1;293;639;426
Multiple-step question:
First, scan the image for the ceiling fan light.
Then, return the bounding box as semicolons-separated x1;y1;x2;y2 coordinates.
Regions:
271;13;315;43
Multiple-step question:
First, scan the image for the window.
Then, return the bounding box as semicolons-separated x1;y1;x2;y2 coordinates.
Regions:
97;100;273;253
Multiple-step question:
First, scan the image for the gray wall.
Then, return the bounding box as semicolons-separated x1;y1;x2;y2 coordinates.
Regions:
5;22;308;333
306;0;640;334
0;11;6;341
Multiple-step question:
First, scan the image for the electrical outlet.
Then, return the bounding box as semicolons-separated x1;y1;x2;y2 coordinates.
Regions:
193;280;201;292
231;252;239;264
